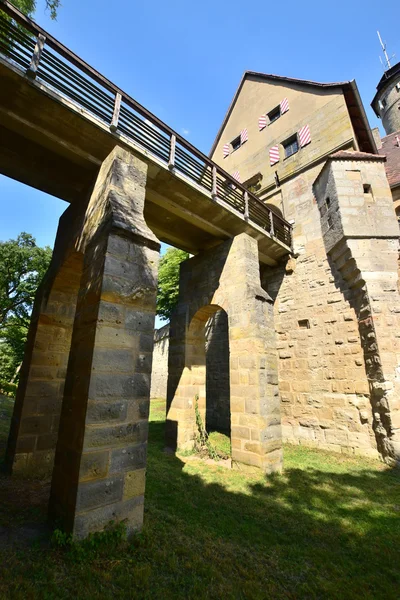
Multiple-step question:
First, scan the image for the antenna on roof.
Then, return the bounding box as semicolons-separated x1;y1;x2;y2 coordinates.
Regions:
377;31;395;71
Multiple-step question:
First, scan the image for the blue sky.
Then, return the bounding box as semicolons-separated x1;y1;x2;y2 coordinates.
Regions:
1;0;399;249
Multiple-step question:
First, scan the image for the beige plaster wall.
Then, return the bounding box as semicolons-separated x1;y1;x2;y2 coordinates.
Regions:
211;76;356;199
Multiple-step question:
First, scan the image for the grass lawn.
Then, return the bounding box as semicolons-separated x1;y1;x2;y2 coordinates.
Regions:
0;395;399;599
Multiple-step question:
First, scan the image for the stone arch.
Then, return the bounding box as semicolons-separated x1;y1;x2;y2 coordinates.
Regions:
182;304;231;447
166;233;283;473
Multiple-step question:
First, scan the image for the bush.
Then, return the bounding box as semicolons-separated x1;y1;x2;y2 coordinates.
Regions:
0;380;17;397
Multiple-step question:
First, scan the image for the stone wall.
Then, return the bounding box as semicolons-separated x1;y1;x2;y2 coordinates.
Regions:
261;242;377;457
151;311;231;435
166;233;282;473
150;324;169;399
205;309;230;434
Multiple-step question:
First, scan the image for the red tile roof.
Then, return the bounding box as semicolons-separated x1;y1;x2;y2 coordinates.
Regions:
330;150;385;161
378;130;400;188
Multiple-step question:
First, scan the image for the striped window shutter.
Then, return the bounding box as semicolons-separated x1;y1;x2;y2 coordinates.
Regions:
232;170;241;183
240;129;248;144
298;124;311;147
280;97;289;114
259;115;267;131
269;145;280;166
223;143;230;158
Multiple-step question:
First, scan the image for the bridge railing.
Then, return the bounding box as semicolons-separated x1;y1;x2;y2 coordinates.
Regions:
0;1;292;249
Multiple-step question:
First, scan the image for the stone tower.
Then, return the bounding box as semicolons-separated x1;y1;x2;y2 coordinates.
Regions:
371;62;400;135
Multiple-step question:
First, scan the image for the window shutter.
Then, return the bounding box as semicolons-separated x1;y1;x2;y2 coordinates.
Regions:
223;143;230;158
298;124;311;147
269;145;280;166
280;98;289;114
240;129;248;144
232;170;241;183
259;115;267;131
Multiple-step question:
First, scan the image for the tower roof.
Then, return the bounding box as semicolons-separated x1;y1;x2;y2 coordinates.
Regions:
371;61;400;116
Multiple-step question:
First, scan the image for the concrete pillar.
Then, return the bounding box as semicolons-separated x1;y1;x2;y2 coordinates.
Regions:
166;233;282;474
5;206;84;476
48;147;160;538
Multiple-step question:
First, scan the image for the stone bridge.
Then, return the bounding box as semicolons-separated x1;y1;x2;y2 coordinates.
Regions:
0;1;292;538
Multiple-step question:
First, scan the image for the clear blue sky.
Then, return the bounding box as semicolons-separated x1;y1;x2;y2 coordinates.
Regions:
1;0;399;250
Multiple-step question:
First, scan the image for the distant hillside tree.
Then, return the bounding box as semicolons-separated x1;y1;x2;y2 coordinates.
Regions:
10;0;61;20
0;233;51;390
156;248;189;321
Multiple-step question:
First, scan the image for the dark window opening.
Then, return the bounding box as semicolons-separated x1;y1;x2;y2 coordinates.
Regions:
268;106;281;124
298;319;310;329
283;135;299;158
231;136;241;152
363;184;372;194
382;98;387;108
327;215;333;229
325;197;331;209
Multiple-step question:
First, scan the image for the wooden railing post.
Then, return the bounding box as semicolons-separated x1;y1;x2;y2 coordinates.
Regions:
168;134;176;170
212;166;218;199
26;33;45;78
269;210;275;236
244;191;249;221
110;92;122;132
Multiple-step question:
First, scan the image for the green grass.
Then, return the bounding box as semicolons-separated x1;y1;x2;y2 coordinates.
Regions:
208;430;231;457
1;395;400;599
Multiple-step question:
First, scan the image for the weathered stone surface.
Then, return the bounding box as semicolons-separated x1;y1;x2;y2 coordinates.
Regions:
166;233;282;474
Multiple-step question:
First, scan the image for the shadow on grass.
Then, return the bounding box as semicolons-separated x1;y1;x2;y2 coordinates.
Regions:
0;401;399;599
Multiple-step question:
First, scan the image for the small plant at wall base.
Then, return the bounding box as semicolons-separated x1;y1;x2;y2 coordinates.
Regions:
193;395;222;461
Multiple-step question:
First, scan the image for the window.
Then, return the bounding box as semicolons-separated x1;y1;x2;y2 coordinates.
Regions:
379;98;387;110
283;135;299;158
325;197;331;210
231;135;241;152
327;215;333;229
363;184;371;194
268;106;281;124
298;319;310;329
363;183;374;201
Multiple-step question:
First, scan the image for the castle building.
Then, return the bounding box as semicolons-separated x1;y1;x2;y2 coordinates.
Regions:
371;61;400;213
205;71;400;464
151;69;400;467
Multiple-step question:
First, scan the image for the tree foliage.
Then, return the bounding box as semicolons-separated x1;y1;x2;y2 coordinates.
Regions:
10;0;61;20
0;233;51;389
0;232;52;330
156;248;189;321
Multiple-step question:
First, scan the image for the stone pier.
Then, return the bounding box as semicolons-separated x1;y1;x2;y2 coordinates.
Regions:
314;153;400;465
166;233;282;474
6;146;160;537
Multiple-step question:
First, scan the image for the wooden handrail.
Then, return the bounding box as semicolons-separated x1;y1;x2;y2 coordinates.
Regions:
0;0;292;245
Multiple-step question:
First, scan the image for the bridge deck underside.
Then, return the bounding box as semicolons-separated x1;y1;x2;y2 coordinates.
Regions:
0;61;289;265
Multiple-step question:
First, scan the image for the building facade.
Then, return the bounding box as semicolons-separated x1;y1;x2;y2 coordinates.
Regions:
152;71;400;465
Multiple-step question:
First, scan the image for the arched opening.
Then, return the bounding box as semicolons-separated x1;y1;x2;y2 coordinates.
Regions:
205;309;230;437
188;304;231;457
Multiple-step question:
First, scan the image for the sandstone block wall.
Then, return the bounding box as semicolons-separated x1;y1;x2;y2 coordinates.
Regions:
260;161;379;458
151;311;231;435
150;324;169;399
205;309;230;433
166;233;282;473
262;244;377;457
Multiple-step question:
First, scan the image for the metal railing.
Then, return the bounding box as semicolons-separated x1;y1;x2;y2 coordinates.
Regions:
0;1;292;249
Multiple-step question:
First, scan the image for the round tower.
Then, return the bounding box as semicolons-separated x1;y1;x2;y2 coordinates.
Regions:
371;62;400;135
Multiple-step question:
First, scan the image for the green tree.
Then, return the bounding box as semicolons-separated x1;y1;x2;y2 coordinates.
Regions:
11;0;61;20
156;247;189;321
0;232;52;330
0;233;51;389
